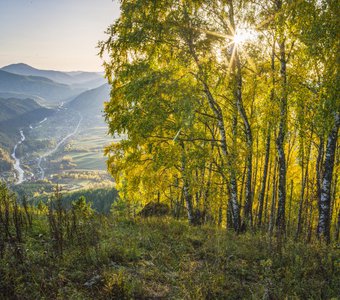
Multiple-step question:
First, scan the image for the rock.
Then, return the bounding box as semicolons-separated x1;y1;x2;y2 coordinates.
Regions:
139;202;170;217
84;274;101;288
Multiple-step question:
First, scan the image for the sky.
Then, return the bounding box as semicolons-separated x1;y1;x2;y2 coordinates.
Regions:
0;0;120;72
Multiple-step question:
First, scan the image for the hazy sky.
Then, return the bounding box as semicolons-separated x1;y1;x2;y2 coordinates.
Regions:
0;0;120;71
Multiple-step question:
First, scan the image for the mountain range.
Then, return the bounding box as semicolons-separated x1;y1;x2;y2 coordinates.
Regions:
0;70;81;103
2;63;105;87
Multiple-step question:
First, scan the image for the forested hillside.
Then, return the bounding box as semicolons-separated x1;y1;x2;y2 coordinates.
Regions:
0;147;12;172
26;187;118;214
66;84;110;115
0;97;48;123
0;97;54;151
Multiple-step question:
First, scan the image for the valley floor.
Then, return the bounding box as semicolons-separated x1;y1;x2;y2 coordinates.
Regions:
1;215;339;299
5;106;114;194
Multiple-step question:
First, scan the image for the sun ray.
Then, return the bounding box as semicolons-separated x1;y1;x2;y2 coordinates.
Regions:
227;44;237;78
241;47;257;73
198;25;259;76
201;29;233;41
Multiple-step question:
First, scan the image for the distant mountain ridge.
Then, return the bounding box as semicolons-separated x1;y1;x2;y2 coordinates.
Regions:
1;63;106;88
0;70;82;103
1;63;73;84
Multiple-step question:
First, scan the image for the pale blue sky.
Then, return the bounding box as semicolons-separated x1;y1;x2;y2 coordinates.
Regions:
0;0;120;71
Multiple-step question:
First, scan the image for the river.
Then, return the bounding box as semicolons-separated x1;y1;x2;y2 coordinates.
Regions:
11;110;83;184
11;130;26;184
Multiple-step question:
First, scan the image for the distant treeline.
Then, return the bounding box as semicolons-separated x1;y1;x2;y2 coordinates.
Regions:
14;184;118;214
59;188;119;213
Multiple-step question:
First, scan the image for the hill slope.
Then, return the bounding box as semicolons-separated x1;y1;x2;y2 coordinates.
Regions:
0;97;54;150
0;70;82;103
0;97;43;122
0;92;50;107
66;84;110;116
0;183;338;300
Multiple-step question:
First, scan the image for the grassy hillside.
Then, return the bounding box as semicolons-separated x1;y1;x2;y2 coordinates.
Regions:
0;184;339;300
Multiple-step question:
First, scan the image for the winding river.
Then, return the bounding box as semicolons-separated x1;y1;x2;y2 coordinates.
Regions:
39;117;47;124
11;110;83;184
11;130;26;184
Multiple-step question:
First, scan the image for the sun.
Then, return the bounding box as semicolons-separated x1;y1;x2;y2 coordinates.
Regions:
233;28;257;46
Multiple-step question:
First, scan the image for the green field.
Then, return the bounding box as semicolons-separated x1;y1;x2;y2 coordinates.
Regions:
67;126;111;170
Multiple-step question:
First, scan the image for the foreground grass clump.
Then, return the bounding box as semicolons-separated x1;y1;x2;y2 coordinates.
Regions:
0;213;338;299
